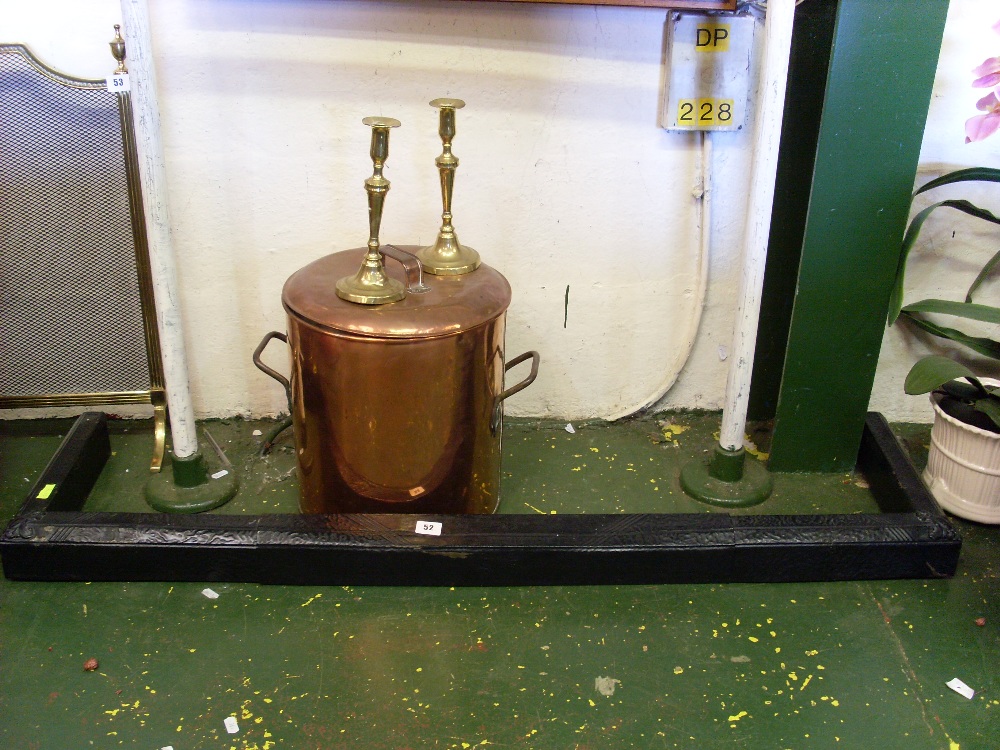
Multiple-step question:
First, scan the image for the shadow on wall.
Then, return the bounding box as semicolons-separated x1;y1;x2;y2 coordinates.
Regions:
182;0;665;63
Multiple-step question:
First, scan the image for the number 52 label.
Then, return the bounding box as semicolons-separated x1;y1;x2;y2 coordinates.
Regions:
676;98;735;129
415;520;442;536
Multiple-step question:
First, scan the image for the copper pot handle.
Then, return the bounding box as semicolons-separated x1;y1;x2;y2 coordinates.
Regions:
253;331;292;411
492;350;540;433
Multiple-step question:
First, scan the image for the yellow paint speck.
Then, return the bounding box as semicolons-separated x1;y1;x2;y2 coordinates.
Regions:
301;593;322;607
673;666;684;674
748;636;759;643
727;710;748;723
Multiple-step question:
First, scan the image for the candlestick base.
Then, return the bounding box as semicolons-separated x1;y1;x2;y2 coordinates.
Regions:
417;232;480;276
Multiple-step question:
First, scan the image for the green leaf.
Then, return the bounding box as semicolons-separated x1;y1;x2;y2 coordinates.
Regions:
904;355;977;395
900;311;1000;359
889;202;945;324
887;200;1000;325
931;199;1000;227
913;167;1000;197
966;246;1000;302
902;298;1000;324
941;379;985;400
888;197;1000;325
973;397;1000;430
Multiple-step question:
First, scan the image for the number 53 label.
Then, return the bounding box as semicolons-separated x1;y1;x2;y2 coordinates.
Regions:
106;73;130;92
676;98;735;129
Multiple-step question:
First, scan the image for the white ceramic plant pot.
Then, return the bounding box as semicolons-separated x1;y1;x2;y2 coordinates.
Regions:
923;384;1000;524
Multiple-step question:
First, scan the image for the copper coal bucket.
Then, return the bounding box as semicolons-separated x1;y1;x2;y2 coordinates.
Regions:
254;246;539;514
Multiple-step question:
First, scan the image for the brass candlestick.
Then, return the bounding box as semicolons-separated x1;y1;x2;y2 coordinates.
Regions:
336;116;406;305
417;98;481;276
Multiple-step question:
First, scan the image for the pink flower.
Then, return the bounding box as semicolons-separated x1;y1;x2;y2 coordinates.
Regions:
966;21;1000;142
971;56;1000;89
966;91;1000;143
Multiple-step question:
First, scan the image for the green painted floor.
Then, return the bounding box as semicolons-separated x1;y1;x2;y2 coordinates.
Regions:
1;413;997;749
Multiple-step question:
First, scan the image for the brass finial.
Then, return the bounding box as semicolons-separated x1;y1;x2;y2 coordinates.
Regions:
416;98;481;276
336;117;406;305
109;24;127;74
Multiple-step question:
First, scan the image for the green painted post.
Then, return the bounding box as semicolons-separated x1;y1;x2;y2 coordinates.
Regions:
767;0;949;472
747;0;839;422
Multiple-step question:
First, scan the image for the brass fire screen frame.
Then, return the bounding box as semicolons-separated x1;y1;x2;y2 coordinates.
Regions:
0;44;166;470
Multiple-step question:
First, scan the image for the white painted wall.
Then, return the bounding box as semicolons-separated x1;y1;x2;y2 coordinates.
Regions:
2;0;994;424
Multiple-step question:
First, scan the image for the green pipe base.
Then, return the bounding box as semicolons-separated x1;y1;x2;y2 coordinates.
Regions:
145;450;239;514
680;446;772;508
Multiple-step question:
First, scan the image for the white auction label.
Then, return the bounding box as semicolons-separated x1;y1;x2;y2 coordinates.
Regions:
946;678;975;700
224;716;240;734
106;73;130;92
415;520;442;536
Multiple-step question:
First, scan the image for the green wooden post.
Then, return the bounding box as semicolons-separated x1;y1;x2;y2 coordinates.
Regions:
748;0;839;423
767;0;949;472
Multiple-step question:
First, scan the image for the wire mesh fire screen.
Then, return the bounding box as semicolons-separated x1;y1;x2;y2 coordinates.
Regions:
0;44;165;469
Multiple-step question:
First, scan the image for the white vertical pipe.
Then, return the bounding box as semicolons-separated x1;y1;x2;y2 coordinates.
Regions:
120;0;199;458
718;0;795;452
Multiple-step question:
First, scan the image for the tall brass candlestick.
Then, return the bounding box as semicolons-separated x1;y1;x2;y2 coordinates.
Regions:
417;98;481;276
336;117;406;305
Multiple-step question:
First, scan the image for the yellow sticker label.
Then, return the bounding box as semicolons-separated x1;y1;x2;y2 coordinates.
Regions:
676;98;735;127
36;483;57;499
695;24;731;52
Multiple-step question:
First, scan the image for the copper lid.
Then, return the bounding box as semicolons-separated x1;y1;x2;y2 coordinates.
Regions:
282;246;512;338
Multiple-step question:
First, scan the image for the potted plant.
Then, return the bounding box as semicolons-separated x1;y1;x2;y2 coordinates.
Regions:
889;166;1000;522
